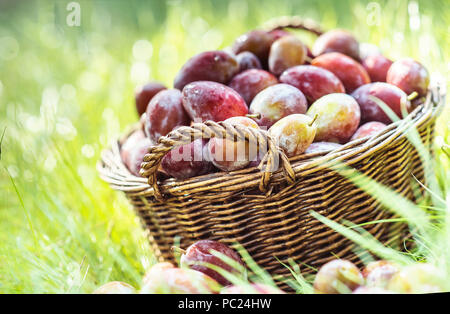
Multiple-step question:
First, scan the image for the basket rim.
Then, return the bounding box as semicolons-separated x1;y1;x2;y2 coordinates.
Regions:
97;76;446;198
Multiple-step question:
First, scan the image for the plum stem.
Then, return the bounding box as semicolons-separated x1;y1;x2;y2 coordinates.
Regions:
246;113;261;120
309;114;319;126
407;91;419;101
171;246;186;255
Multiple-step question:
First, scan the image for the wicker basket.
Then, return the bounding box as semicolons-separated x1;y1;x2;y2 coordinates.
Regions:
98;18;446;289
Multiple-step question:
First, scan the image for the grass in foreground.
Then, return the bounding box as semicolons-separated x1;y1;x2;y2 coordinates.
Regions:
0;0;448;293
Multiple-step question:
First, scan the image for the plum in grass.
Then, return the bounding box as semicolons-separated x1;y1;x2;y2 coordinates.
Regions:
280;65;345;104
182;81;248;122
268;35;308;76
312;29;360;60
235;51;262;72
362;54;393;82
312;52;370;93
313;259;364;294
387;263;444;293
144;89;190;142
232;30;275;67
386;58;430;97
362;260;399;289
207;116;259;171
161;139;214;179
352;287;393;294
93;281;136;294
180;240;245;286
140;266;221;294
221;284;285;294
174;51;239;90
307;93;360;144
351;82;411;124
142;262;177;286
351;121;387;141
268;114;317;158
249;83;307;128
228;69;278;105
135;82;167;116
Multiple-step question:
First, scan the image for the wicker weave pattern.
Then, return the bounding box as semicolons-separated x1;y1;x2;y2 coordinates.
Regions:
97;18;446;288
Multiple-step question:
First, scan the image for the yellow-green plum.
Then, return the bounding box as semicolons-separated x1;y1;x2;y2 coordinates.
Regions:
387;263;444;294
313;259;364;294
224;116;260;129
362;260;399;289
249;84;307;128
362;260;396;277
307;93;360;144
268;114;316;158
268;35;308;76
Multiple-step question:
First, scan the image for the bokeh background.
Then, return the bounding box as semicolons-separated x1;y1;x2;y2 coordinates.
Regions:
0;0;448;293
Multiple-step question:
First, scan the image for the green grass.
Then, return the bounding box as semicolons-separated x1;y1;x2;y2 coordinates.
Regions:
0;0;448;293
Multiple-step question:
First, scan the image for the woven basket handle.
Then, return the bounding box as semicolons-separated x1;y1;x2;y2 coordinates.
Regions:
140;120;295;201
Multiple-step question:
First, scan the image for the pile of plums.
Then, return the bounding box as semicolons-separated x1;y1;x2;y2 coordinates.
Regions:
93;240;284;294
121;27;430;180
93;240;445;294
313;258;445;294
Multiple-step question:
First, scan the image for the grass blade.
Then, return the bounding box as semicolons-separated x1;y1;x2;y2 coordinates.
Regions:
310;211;411;265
